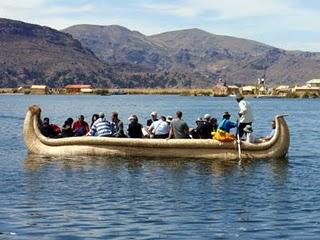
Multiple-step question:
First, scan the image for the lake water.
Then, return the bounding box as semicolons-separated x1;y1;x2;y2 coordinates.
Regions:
0;94;319;239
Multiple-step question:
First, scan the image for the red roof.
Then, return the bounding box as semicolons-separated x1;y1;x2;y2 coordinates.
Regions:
65;84;92;89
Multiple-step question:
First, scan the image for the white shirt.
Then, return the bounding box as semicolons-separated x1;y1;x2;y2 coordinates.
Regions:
150;119;169;135
239;99;254;123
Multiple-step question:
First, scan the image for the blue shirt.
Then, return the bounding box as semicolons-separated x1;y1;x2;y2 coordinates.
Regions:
217;119;237;133
88;118;114;136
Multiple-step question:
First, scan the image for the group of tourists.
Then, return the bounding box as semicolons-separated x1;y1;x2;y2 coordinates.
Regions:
39;94;275;143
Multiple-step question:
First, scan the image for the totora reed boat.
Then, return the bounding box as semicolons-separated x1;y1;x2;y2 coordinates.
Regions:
23;105;290;160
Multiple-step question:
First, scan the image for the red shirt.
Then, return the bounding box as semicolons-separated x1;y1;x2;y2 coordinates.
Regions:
72;120;89;135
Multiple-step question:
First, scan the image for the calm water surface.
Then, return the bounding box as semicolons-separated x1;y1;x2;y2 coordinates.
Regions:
0;95;320;239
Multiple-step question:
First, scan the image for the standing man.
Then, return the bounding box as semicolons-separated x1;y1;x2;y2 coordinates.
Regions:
236;94;253;138
167;111;189;139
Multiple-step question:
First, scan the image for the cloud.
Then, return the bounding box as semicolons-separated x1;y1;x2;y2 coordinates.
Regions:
44;4;95;15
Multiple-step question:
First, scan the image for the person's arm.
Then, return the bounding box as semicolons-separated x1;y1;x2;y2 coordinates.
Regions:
167;126;173;140
239;101;247;115
148;122;155;133
87;123;96;136
85;122;90;133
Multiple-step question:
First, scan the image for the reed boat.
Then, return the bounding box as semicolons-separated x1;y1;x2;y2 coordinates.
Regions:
23;105;290;160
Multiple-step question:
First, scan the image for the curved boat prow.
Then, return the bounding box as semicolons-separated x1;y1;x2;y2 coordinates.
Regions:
23;105;290;160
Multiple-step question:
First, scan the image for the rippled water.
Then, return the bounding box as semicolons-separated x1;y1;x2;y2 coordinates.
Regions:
0;94;320;239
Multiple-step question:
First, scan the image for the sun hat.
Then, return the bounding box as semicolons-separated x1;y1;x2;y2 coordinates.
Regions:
98;112;105;118
204;114;211;119
166;115;173;123
128;114;137;121
223;111;231;118
150;111;157;116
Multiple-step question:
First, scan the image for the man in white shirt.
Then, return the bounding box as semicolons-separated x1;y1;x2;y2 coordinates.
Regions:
236;94;253;137
148;116;170;138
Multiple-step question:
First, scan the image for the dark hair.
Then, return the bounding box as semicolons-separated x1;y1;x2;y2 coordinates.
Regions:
43;117;49;124
112;112;118;118
66;118;73;124
91;114;99;122
160;116;166;121
176;111;182;118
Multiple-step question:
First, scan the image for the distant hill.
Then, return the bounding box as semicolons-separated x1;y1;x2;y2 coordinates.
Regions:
0;18;122;87
1;18;320;88
64;25;320;86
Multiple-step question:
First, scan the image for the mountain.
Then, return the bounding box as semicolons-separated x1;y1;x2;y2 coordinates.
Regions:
63;24;171;69
64;25;320;85
0;18;122;87
1;18;320;88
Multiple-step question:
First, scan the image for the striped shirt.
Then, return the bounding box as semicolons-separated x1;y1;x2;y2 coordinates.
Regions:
88;118;114;136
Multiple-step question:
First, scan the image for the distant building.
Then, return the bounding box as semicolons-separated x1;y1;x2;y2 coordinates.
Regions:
306;79;320;87
30;85;48;95
275;85;291;96
292;86;320;97
212;85;228;96
65;84;92;94
241;86;256;95
227;85;240;95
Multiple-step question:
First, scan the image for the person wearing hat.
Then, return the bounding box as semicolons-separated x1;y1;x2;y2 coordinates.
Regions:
261;120;276;142
190;117;204;139
146;111;158;127
87;112;115;137
72;115;89;136
198;114;215;139
148;115;169;138
236;94;253;138
166;116;173;124
217;112;237;133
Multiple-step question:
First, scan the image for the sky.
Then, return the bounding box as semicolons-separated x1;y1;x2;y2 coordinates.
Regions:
1;0;320;51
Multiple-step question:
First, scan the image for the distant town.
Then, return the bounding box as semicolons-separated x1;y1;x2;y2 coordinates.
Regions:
0;79;320;98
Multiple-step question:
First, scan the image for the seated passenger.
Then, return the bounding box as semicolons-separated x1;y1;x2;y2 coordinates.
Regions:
210;117;218;132
217;112;237;133
87;112;114;137
148;116;170;139
167;111;190;139
127;115;143;138
190;117;204;139
198;114;214;139
72;115;89;136
61;118;74;137
213;112;237;142
261;120;276;142
40;117;59;138
111;112;126;137
146;112;158;127
166;116;173;125
90;113;99;127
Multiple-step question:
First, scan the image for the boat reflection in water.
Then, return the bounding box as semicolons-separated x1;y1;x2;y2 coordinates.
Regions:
24;154;288;183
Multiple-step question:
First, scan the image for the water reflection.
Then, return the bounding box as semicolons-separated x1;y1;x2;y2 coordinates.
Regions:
24;154;288;183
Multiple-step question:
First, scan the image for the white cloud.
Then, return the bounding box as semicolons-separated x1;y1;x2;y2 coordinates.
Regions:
44;4;95;15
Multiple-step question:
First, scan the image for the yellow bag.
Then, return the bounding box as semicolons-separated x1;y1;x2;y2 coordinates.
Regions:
212;130;236;142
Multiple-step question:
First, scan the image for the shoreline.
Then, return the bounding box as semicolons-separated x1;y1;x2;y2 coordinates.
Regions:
0;87;319;98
